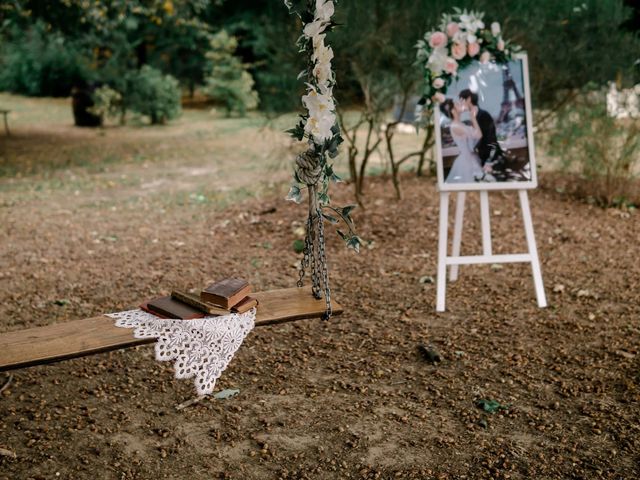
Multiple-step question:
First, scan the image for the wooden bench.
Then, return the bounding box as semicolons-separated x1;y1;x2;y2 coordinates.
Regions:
0;109;10;136
0;287;342;372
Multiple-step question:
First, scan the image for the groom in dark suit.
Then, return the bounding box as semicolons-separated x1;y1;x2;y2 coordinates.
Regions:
459;89;501;173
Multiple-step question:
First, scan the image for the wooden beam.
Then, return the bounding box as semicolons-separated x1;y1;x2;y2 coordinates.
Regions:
0;287;342;372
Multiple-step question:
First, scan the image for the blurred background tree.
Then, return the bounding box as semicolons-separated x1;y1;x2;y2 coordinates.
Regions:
0;0;638;204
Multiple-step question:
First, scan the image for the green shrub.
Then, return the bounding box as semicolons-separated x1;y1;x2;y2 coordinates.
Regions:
546;87;640;207
126;66;182;125
203;30;259;116
0;22;92;97
88;85;123;122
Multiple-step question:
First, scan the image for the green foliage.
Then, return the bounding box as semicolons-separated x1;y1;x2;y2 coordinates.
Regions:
546;87;640;206
0;21;92;97
88;85;123;121
126;66;182;125
203;30;258;116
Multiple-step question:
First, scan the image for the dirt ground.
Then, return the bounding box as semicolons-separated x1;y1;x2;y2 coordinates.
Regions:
1;97;639;479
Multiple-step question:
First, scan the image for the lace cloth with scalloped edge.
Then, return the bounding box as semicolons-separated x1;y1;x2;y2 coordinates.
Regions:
107;308;255;396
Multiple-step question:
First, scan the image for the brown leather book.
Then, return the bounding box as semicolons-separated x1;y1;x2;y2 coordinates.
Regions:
140;300;170;319
231;296;259;314
145;296;206;320
201;278;251;309
171;291;231;316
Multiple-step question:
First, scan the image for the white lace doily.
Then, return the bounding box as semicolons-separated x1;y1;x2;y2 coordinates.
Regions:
107;308;256;396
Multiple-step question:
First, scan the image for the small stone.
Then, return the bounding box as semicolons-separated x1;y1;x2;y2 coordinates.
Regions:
553;284;565;293
419;275;435;284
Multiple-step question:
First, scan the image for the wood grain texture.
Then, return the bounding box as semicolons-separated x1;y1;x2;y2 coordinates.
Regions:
0;287;343;372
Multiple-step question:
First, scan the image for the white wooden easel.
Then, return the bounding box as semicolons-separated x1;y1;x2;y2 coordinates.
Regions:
436;189;547;312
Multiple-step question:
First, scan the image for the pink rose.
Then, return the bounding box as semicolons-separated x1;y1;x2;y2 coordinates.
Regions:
429;31;447;49
446;22;459;38
467;41;480;57
497;39;505;51
432;92;446;104
444;57;458;75
451;42;466;60
432;77;445;89
480;51;491;64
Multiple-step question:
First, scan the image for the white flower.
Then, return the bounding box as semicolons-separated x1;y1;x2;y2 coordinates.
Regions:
312;38;334;66
303;19;325;38
497;38;505;51
491;22;501;37
315;0;334;22
302;87;336;142
427;46;448;75
432;77;445;89
453;29;468;44
467;33;477;44
459;13;484;33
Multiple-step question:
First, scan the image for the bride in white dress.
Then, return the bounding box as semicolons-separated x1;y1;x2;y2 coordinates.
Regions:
440;99;485;183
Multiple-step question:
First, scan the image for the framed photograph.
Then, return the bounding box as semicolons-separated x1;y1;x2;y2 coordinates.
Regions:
434;53;537;191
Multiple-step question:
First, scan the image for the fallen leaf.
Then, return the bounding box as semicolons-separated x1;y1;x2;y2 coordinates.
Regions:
214;389;239;400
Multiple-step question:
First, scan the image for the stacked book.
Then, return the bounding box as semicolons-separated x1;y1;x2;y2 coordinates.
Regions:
141;278;258;320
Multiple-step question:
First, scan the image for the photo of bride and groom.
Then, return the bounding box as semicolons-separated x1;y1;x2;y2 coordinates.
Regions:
436;57;536;190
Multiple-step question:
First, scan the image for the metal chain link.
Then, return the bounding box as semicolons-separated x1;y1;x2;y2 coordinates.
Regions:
296;214;313;288
296;207;333;320
316;206;332;320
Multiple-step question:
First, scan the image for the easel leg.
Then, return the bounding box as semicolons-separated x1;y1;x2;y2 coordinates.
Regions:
449;192;466;282
436;192;450;312
518;190;547;308
479;190;492;256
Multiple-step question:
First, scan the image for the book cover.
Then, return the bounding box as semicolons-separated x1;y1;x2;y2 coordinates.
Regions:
201;278;251;309
171;291;231;316
231;296;259;314
146;296;206;320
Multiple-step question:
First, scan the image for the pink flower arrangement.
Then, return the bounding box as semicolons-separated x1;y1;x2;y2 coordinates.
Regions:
432;77;445;89
444;57;458;75
467;42;480;57
446;22;459;38
497;39;505;51
429;31;447;49
480;51;491;64
451;42;466;60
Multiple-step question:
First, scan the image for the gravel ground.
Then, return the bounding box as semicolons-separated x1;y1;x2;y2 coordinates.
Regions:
1;171;639;479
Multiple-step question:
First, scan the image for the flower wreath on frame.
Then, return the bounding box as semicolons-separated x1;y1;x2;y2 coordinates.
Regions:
415;8;521;122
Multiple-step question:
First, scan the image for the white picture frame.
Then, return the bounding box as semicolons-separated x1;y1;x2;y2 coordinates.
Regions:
434;52;537;192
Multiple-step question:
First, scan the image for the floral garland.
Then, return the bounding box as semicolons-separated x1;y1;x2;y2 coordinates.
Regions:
415;8;521;121
283;0;359;320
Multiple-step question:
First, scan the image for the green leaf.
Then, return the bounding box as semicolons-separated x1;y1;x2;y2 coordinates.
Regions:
318;192;330;205
293;239;305;253
346;235;362;253
475;398;510;414
286;185;302;204
322;213;339;224
341;205;357;217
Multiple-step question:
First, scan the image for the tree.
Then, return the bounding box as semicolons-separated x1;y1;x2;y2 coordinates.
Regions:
202;30;258;116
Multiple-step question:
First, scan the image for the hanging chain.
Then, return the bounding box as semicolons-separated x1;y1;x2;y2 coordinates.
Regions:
297;214;313;288
316;206;332;320
296;205;332;320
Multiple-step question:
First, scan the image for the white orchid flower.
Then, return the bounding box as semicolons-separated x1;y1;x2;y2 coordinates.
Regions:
303;19;325;38
315;0;334;22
